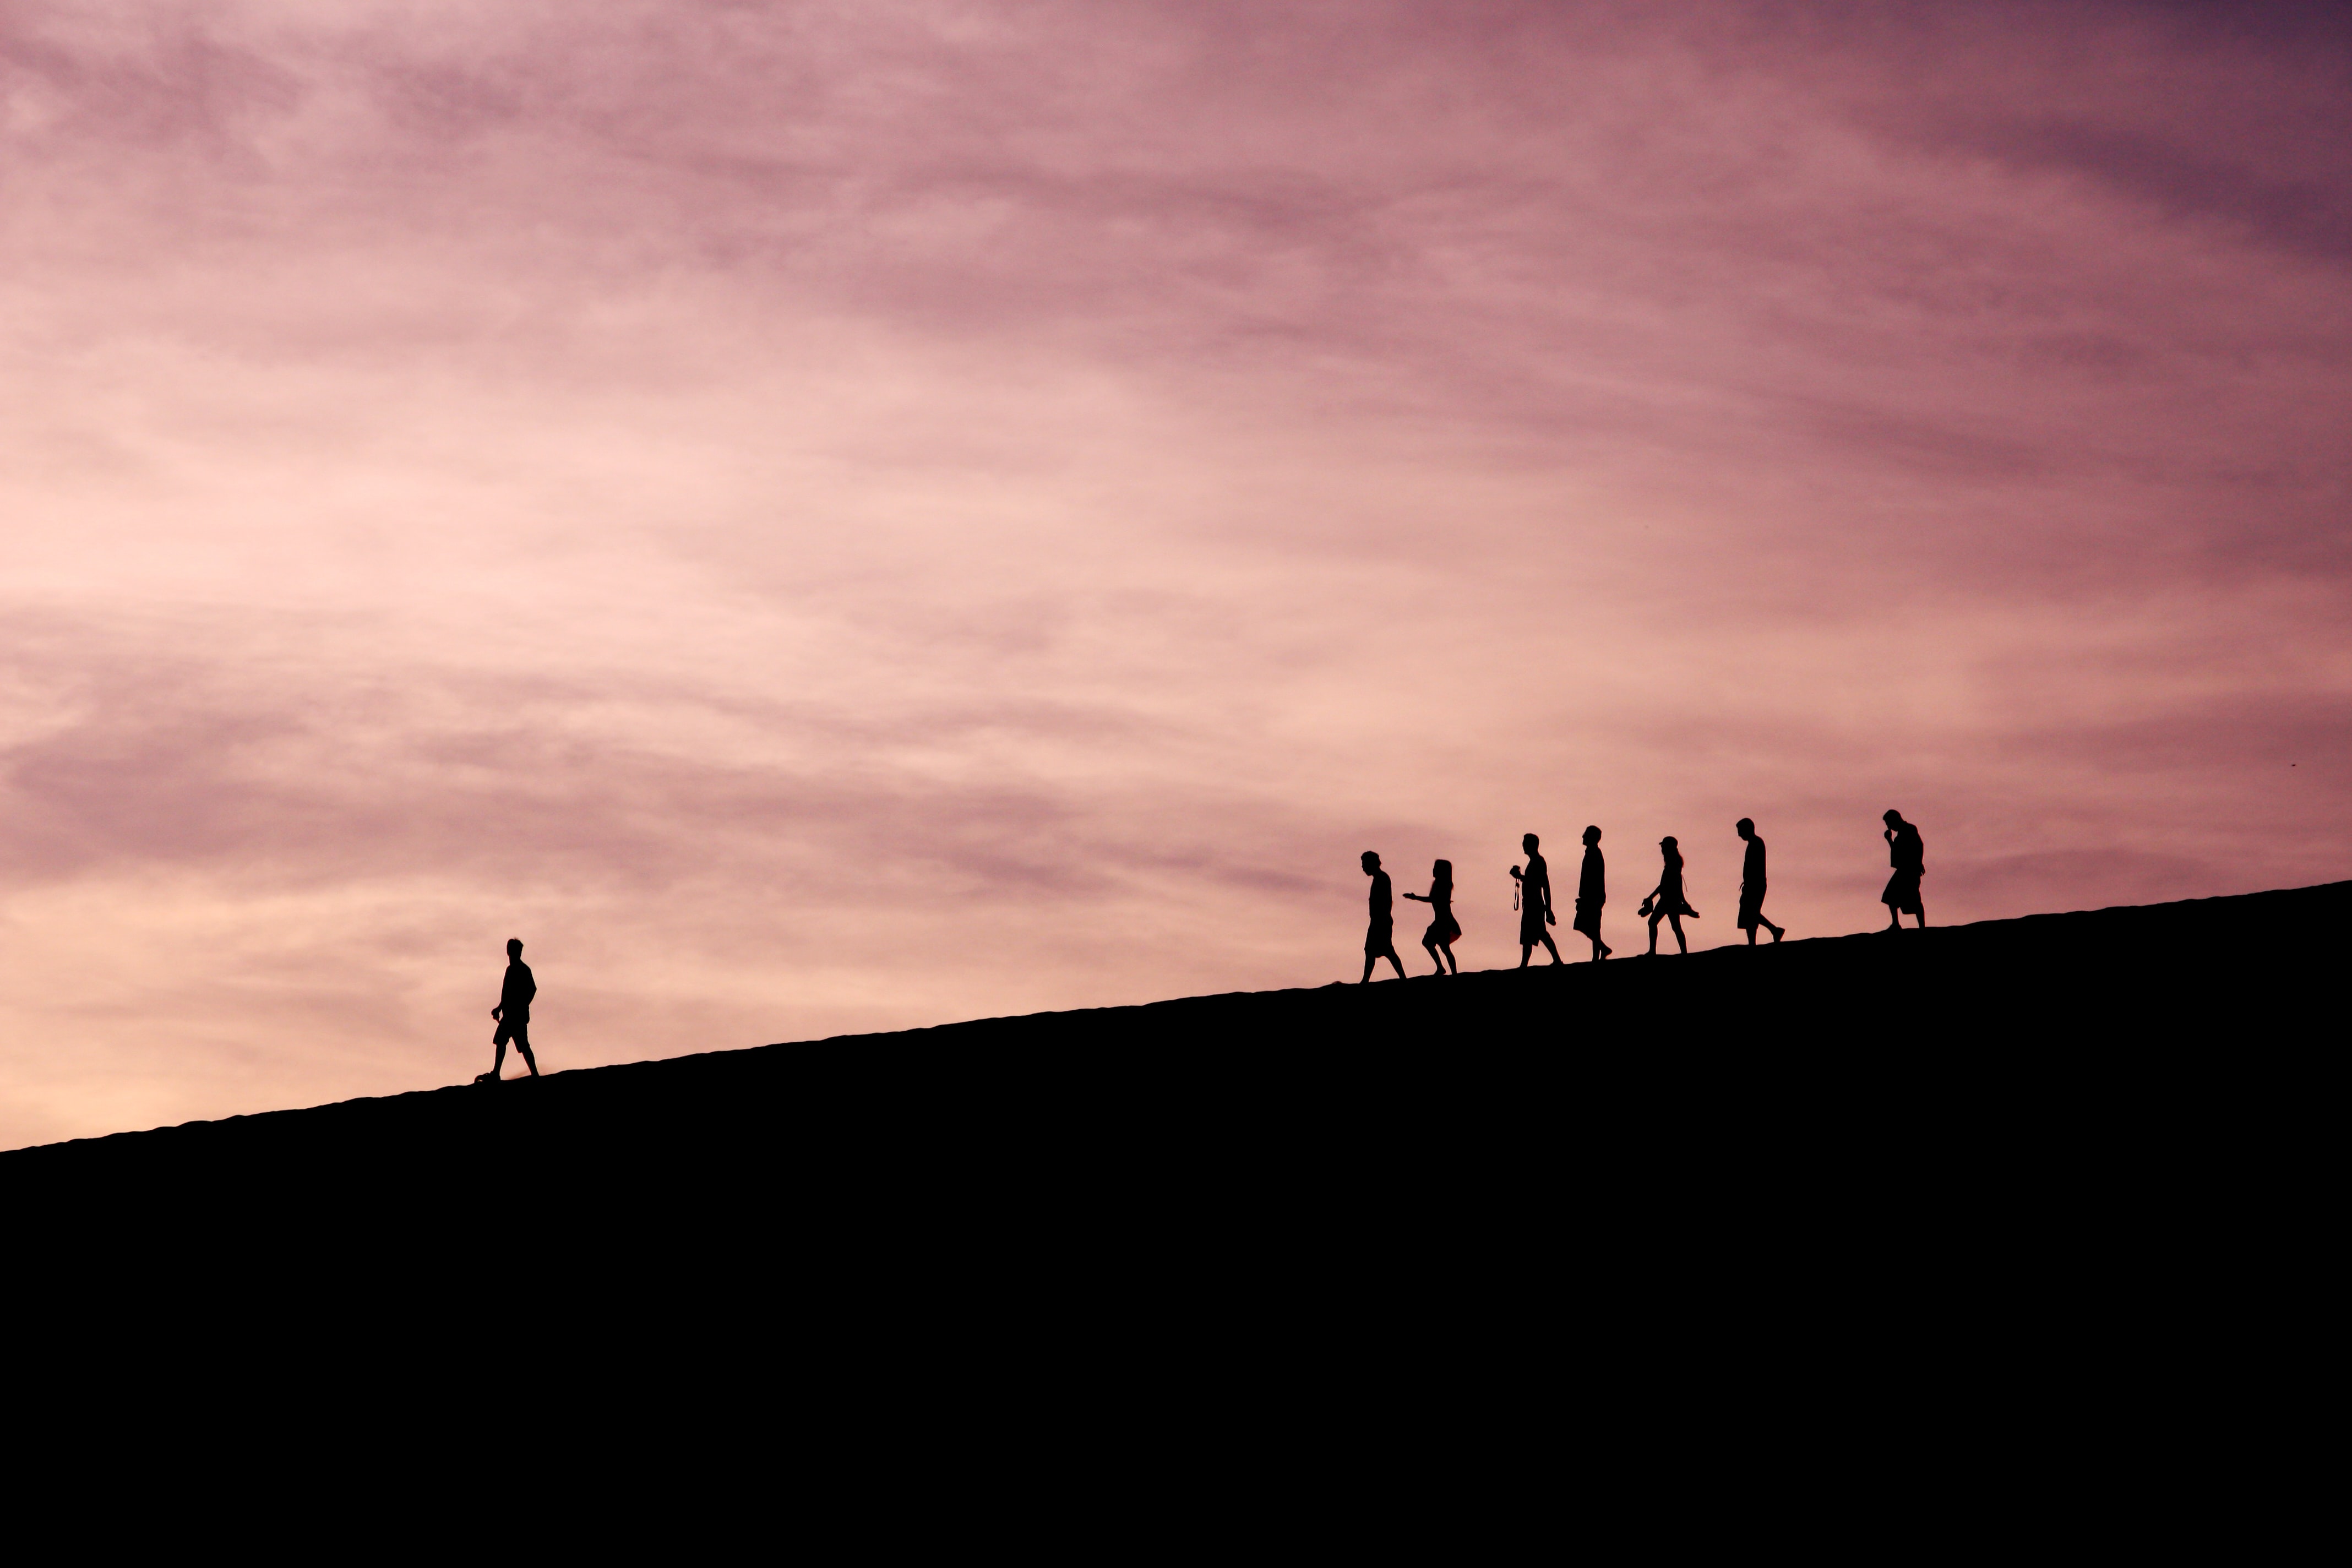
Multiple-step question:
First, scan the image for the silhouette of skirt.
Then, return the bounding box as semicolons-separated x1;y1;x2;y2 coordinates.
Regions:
1651;892;1696;918
1736;888;1766;930
1882;868;1923;914
1572;898;1602;939
1365;918;1396;954
1423;912;1461;947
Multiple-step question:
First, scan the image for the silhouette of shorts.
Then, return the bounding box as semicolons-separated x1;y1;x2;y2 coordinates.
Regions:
1365;919;1395;955
1882;869;1923;915
1737;889;1766;930
494;1017;531;1048
1572;899;1602;939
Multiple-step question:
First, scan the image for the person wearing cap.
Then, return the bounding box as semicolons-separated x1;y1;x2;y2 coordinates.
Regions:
1734;818;1785;945
1638;836;1700;955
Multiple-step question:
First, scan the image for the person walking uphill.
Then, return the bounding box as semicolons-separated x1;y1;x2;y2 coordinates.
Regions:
1735;818;1785;945
1638;836;1700;955
1360;852;1408;983
1573;825;1610;961
478;938;540;1084
1882;810;1926;930
1510;833;1563;968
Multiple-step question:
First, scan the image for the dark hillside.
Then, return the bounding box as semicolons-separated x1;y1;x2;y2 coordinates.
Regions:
13;883;2338;1217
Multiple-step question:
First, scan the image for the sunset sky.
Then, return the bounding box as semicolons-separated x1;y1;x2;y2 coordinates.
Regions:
4;1;2347;1146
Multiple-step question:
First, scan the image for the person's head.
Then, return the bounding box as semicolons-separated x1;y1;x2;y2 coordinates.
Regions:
1883;809;1904;827
1583;825;1600;846
1660;836;1679;858
506;938;524;959
1432;858;1452;883
1522;832;1539;854
1361;851;1380;874
1736;818;1755;839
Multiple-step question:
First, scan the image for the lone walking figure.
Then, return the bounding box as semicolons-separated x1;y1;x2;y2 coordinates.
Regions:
1360;852;1408;983
1881;810;1926;930
1638;836;1700;955
1510;833;1563;968
481;938;540;1084
1401;858;1461;976
1735;818;1785;945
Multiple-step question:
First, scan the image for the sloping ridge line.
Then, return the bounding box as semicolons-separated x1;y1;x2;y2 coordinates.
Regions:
7;880;2344;1172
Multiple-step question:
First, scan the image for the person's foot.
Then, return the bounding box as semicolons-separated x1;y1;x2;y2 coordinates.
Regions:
473;1071;498;1085
1770;925;1784;943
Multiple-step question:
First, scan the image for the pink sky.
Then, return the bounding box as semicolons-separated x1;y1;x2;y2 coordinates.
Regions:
4;2;2348;1146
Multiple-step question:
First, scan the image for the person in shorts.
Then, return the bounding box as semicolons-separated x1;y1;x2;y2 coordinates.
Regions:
480;938;541;1083
1510;833;1563;968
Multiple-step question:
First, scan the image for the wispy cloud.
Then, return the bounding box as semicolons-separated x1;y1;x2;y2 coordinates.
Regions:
3;1;2347;1144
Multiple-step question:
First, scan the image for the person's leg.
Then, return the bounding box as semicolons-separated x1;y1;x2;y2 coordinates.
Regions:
1767;913;1784;941
1385;945;1408;979
1539;932;1562;965
1422;937;1444;974
1885;900;1902;931
1914;905;1928;929
1646;912;1662;954
490;1031;508;1078
1360;953;1376;983
1668;913;1687;954
1520;944;1533;969
1745;921;1757;946
513;1025;538;1077
1442;941;1458;974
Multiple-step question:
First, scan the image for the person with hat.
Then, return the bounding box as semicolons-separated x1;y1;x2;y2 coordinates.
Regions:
1638;836;1700;955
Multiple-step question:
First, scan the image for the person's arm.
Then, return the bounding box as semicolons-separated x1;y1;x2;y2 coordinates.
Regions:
1402;891;1427;902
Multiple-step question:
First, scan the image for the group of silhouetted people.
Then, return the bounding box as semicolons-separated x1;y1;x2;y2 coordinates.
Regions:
1357;810;1926;979
470;812;1934;1079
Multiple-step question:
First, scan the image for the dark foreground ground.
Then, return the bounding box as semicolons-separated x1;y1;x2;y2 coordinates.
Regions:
10;883;2335;1452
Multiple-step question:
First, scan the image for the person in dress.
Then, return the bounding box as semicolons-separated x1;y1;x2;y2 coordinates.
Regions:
1360;851;1409;982
1572;825;1610;961
1881;810;1926;930
1734;818;1785;945
1401;859;1461;976
1638;836;1700;955
1509;832;1563;968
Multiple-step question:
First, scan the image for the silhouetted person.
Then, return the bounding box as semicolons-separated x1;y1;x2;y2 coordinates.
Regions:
1360;852;1408;983
1882;810;1926;930
1401;859;1461;975
1572;825;1610;960
479;938;539;1084
1509;833;1562;967
1734;818;1785;945
1638;836;1700;955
